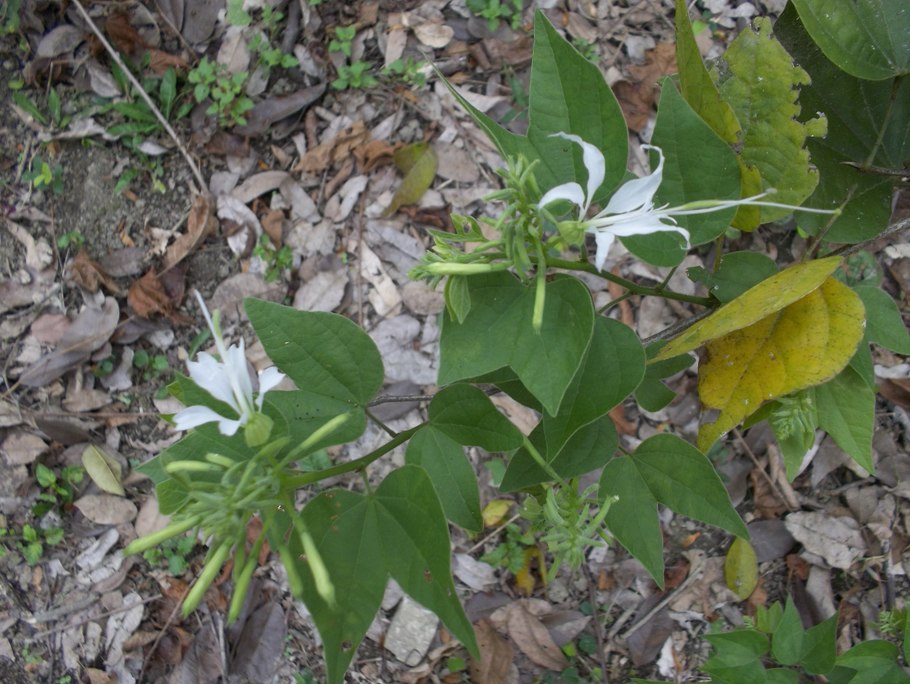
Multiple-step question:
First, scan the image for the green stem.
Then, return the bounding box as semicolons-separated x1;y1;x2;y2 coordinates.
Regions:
522;436;566;486
283;424;424;489
542;256;714;307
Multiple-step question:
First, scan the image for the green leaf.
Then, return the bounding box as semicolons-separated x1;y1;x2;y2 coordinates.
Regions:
501;413;618;490
294;490;385;684
648;79;741;247
718;17;826;223
770;598;805;665
600;455;665;584
634;346;694;413
775;6;907;243
438;273;594;417
441;11;627;201
673;0;741;144
245;299;383;407
703;630;770;684
801;615;837;675
724;537;758;600
687;251;778;304
542;317;644;456
601;434;748;584
265;391;366;459
428;383;523;451
160;68;177;119
444;275;471;324
406;427;481;531
814;364;874;473
833;640;910;684
790;0;910;80
853;285;910;354
375;466;478;656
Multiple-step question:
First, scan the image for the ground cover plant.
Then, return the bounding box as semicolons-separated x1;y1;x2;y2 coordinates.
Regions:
2;0;909;682
119;3;910;682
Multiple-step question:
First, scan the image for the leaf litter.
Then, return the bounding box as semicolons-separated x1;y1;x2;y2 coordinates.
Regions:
0;0;907;682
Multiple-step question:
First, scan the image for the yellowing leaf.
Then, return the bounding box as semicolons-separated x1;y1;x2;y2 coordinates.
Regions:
719;17;827;226
381;141;438;217
82;444;125;496
697;276;865;451
482;499;513;527
514;546;544;596
724;537;758;600
653;256;841;362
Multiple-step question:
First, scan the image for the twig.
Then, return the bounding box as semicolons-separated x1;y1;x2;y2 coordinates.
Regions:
70;0;207;194
465;513;521;555
137;581;192;684
368;394;433;406
830;215;910;258
25;595;161;640
734;429;798;513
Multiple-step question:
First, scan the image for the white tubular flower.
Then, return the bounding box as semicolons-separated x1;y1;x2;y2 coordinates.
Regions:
173;291;285;437
539;132;829;271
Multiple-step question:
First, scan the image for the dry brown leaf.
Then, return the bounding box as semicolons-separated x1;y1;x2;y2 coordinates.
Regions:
30;314;70;345
505;602;569;671
234;84;326;138
294;121;370;174
1;430;48;465
260;209;285;246
74;494;138;524
147;48;188;74
104;12;148;56
163;193;216;269
68;250;122;294
609;404;637;435
128;270;174;319
750;467;788;519
614;42;678;132
469;619;514;684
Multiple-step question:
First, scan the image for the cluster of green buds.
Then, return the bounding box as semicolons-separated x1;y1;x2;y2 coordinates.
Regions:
410;155;556;331
521;481;617;581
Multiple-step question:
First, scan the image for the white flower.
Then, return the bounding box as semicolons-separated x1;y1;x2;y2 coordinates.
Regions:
539;132;825;271
173;291;285;436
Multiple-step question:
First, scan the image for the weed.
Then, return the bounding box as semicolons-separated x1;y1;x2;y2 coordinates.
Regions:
142;533;196;575
33;464;84;517
133;350;171;381
329;25;357;58
480;522;536;574
253;235;294;283
332;60;378;90
187;57;254;127
23;156;64;194
466;0;524;31
381;57;428;87
56;230;85;251
1;523;65;565
571;37;597;62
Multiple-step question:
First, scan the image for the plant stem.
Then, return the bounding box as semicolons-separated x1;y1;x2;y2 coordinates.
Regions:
283;424;424;489
542;256;714;306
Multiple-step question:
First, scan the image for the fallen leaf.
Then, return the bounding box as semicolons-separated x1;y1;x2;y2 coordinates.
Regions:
128;270;175;319
414;21;454;48
784;511;867;570
163;193;216;269
382;142;438;217
504;601;569;671
234;84;326;138
105;12;148;56
1;430;48;465
294;120;370;174
74;494;138;524
82;444;125;496
36;25;87;58
469;619;513;684
68;250;122;294
724;537;758;599
482;500;513;527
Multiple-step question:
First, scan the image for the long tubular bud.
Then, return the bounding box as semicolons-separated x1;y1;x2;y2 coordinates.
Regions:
182;539;232;617
122;515;202;556
227;532;267;624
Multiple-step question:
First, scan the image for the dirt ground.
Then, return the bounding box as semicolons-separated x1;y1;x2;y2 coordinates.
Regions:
1;1;909;683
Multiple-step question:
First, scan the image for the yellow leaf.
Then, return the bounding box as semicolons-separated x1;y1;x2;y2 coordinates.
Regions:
724;537;758;600
482;499;513;527
514;546;544;596
81;444;125;496
381;141;438;217
697;276;864;450
653;256;842;362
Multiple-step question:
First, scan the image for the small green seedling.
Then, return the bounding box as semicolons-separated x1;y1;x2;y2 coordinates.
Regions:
1;523;65;565
188;57;254;127
329;25;357;58
381;58;428;87
33;464;84;517
253;235;294;283
23;157;64;194
133;350;171;381
56;230;85;251
466;0;524;31
332;60;378;90
142;533;196;575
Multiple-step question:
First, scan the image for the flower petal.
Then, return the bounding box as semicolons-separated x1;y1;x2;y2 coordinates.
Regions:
604;215;691;244
593;232;616;272
225;341;254;413
551;132;605;211
187;353;239;412
602;145;665;215
539;182;586;212
173;405;229;431
255;367;286;410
